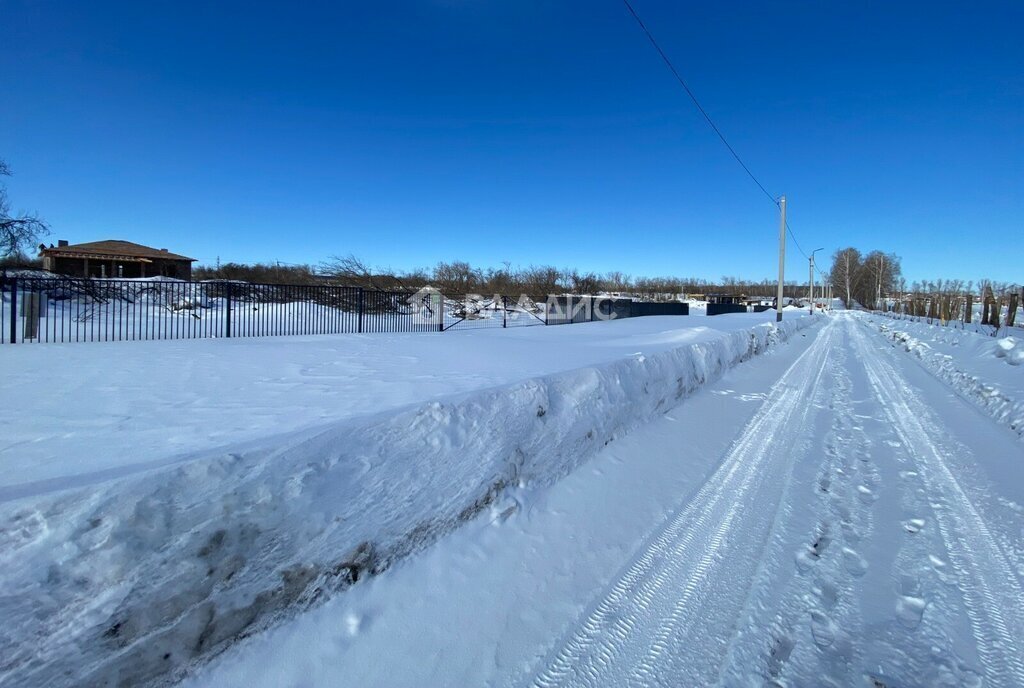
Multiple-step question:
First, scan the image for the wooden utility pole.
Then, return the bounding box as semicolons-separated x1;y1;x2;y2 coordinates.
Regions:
776;196;786;322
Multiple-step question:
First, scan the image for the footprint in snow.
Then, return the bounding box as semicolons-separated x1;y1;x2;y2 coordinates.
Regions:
809;609;839;648
857;485;877;504
841;547;868;577
796;526;833;571
813;579;839;610
896;596;927;629
902;518;925;534
766;633;795;679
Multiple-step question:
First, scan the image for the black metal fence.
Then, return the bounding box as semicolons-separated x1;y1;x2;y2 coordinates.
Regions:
706;303;749;316
0;275;717;345
630;301;690;317
0;276;560;343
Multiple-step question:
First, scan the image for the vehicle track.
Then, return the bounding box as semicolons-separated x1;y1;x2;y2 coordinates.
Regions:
529;315;1024;687
851;319;1024;687
529;320;838;687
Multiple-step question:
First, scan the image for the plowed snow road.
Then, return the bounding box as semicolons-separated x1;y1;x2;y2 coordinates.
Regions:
191;313;1024;688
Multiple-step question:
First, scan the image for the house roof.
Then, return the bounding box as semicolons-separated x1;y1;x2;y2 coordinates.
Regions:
39;240;196;263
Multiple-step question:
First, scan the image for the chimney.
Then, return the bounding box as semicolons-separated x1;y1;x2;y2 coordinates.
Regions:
58;239;69;247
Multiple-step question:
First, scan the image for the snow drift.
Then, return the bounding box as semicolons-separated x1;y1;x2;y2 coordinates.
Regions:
863;314;1024;439
0;316;816;687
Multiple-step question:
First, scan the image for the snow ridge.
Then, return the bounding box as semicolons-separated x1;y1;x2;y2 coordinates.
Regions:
0;316;816;688
864;315;1024;439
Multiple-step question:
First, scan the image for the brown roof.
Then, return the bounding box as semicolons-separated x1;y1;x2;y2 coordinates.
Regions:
40;240;195;262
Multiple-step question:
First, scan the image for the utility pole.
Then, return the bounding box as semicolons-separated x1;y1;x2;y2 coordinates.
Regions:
776;195;786;322
810;248;823;315
808;258;813;314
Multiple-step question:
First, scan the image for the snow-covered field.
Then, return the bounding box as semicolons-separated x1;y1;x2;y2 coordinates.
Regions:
0;311;817;687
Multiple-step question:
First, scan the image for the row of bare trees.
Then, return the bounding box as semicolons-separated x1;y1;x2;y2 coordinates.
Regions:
196;254;812;299
828;247;903;310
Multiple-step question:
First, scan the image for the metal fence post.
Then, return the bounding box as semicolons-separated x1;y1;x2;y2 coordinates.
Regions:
9;277;17;344
357;288;364;333
503;295;507;328
224;281;232;338
438;292;444;332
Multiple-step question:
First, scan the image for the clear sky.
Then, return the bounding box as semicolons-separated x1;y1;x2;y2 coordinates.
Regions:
2;1;1021;284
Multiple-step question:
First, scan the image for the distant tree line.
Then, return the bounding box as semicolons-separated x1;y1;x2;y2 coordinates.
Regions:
194;254;813;299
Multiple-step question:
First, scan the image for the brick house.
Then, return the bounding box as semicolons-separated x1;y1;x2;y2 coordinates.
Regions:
39;240;196;279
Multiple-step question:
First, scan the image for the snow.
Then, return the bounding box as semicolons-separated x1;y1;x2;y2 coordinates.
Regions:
0;311;816;687
2;311;800;494
183;333;822;688
862;312;1024;438
185;313;1024;688
4;307;1022;688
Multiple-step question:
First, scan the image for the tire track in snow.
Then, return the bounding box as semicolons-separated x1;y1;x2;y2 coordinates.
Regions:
715;324;876;688
528;320;838;688
851;319;1024;687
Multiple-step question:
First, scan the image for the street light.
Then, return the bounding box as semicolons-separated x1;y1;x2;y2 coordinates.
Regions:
810;248;824;314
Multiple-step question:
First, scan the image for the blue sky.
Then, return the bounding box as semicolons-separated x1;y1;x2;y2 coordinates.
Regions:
2;1;1021;283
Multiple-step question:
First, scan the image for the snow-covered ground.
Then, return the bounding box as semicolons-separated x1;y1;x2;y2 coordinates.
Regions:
183;312;1024;688
862;312;1024;437
2;311;799;495
4;308;1021;688
0;311;817;687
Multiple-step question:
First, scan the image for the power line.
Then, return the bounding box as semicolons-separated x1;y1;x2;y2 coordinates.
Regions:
785;221;808;259
621;0;828;283
620;0;777;206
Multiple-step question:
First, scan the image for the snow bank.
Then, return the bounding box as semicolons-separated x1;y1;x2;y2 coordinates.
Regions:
995;336;1024;366
0;315;816;687
861;314;1024;438
1;313;793;493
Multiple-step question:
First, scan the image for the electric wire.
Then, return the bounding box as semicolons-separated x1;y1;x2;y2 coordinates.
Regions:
621;0;826;275
620;0;777;206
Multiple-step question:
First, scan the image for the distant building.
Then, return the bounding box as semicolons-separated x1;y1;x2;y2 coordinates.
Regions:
39;240;196;279
706;293;746;305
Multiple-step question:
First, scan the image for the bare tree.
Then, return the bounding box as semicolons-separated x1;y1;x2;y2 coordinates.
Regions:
564;269;601;295
857;251;901;310
829;247;862;308
319;254;424;291
432;261;482;293
0;159;49;258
